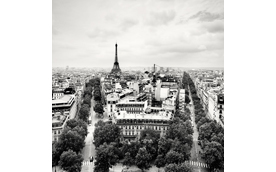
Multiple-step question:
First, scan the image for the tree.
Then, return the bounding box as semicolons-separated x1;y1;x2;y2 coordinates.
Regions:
121;141;141;160
155;154;166;168
157;137;173;156
198;123;213;141
165;150;184;165
122;152;134;167
185;95;190;104
71;126;87;140
66;119;78;129
83;94;92;107
135;147;152;172
94;103;104;114
170;139;191;161
52;142;59;168
201;141;224;170
59;150;83;172
197;117;210;131
58;129;85;153
95;120;105;128
140;128;160;144
141;139;157;161
84;86;92;98
166;118;193;148
66;119;88;138
164;163;179;172
93;123;121;147
164;163;192;172
94;89;102;101
79;104;90;122
94;142;119;172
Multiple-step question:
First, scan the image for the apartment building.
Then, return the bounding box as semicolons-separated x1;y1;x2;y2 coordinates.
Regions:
113;109;172;141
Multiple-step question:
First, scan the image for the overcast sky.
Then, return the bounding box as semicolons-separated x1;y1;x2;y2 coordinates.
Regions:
53;0;224;68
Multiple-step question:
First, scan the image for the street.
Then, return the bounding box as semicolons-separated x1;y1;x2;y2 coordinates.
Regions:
188;86;208;172
81;98;100;172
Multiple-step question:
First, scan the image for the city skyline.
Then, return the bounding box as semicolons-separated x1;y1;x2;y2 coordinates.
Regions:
53;0;224;68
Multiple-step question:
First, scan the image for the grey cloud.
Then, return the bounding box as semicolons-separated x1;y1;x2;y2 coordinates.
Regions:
146;44;207;56
189;11;223;22
52;42;77;52
146;10;176;26
53;27;59;35
202;20;224;33
105;14;116;22
87;28;121;39
120;18;139;31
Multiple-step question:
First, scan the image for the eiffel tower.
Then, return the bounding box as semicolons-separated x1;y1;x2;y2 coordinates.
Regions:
111;43;122;74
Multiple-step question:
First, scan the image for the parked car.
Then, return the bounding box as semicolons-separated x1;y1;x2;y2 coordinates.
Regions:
90;156;94;162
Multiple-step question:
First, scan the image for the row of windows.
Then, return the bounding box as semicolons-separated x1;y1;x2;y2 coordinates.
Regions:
118;107;143;111
123;130;166;136
108;101;118;104
117;104;144;107
53;93;63;95
120;108;143;113
53;130;61;135
120;125;168;130
117;120;168;124
52;123;62;128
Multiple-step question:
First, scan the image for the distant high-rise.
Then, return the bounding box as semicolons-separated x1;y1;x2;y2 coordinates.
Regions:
111;43;122;74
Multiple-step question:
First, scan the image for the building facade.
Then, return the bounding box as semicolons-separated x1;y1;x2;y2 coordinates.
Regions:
113;110;172;141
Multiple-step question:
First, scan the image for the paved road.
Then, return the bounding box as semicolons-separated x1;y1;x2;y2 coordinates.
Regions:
188;85;208;172
81;98;99;172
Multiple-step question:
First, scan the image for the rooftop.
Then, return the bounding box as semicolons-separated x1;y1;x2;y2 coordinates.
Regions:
52;95;75;104
107;93;119;99
52;114;66;124
115;110;172;120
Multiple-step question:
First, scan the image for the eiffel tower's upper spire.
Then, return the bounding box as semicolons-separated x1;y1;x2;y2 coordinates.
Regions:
115;43;118;63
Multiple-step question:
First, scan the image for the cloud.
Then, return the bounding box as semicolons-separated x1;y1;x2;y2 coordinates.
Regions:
146;43;208;56
202;20;224;33
189;11;223;22
52;27;59;35
120;18;139;31
146;10;176;26
87;28;121;39
198;45;207;50
105;14;116;22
